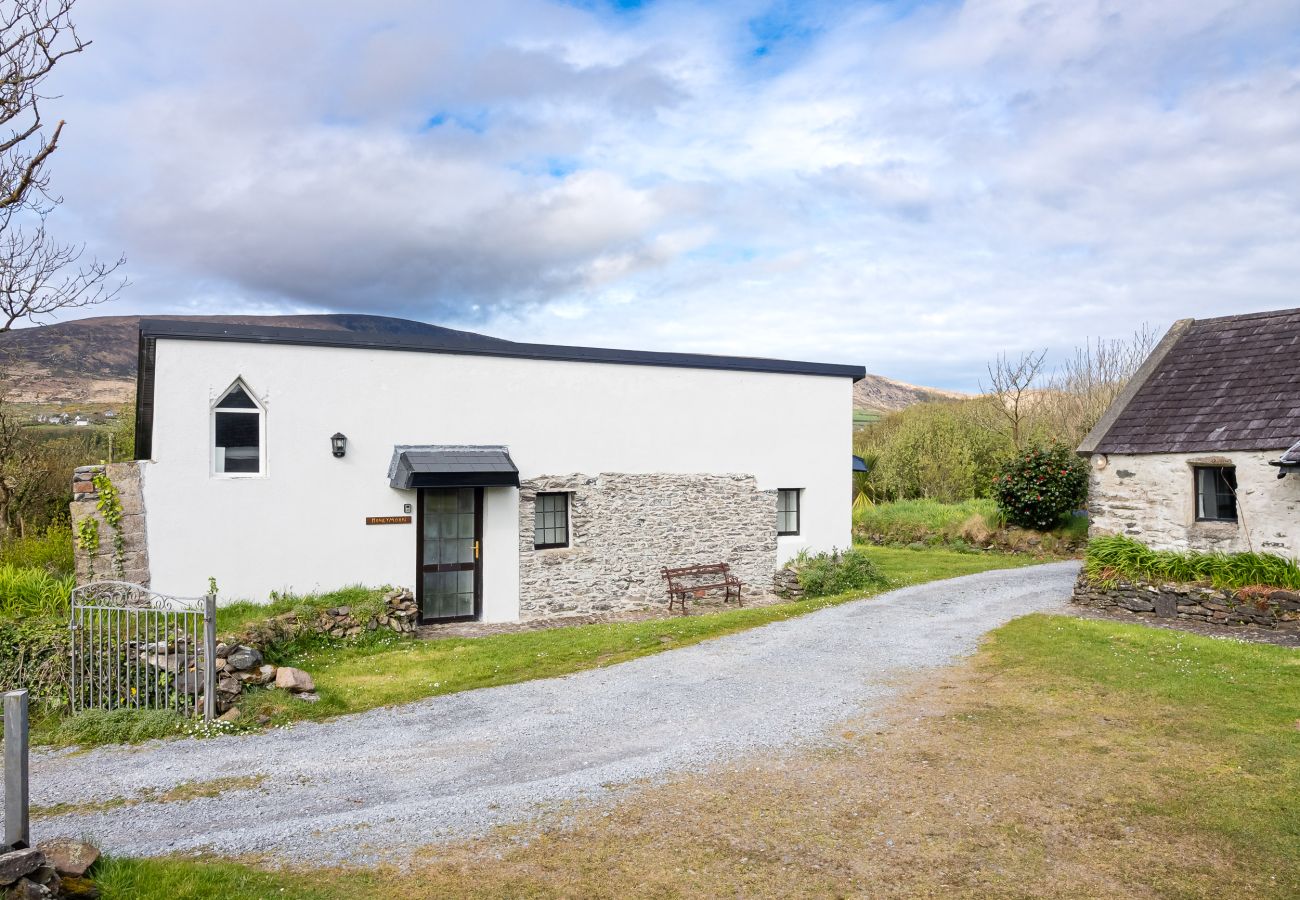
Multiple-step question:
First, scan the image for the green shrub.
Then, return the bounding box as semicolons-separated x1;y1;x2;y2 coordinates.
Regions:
0;524;75;576
1085;534;1300;591
794;548;891;598
0;563;74;619
993;444;1088;530
0;617;71;710
51;707;186;747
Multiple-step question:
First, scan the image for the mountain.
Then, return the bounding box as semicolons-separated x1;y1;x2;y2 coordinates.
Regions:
0;313;962;415
0;314;511;406
852;373;969;414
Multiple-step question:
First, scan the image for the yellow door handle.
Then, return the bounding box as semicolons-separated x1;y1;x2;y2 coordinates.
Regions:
474;541;480;559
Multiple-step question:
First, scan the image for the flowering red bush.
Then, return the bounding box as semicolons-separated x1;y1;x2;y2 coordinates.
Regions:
993;444;1089;530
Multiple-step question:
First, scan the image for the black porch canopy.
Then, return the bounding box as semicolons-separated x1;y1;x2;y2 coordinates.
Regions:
388;445;520;489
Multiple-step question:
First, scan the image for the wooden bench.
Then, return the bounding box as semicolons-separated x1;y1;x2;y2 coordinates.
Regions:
660;563;743;614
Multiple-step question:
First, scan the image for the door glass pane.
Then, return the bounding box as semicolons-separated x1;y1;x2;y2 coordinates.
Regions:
422;488;478;620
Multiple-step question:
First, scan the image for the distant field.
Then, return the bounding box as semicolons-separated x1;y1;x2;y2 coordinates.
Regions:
853;409;883;428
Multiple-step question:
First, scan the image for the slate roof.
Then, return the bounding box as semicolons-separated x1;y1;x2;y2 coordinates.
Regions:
1089;307;1300;455
387;446;520;490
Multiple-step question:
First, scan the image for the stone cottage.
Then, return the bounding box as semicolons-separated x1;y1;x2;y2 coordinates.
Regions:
73;319;863;624
1078;307;1300;556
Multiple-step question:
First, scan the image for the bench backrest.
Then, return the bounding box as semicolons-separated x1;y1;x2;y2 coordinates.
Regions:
661;563;731;579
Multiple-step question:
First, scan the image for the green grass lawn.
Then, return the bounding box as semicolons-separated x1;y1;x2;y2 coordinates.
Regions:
235;546;1037;727
90;613;1300;899
854;498;1088;550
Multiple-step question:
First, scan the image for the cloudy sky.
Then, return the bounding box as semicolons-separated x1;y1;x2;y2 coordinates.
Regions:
34;0;1300;389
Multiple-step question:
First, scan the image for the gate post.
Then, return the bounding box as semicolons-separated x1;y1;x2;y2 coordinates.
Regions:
4;690;29;847
203;595;217;722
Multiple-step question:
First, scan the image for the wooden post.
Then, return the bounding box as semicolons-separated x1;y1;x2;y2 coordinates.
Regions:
4;690;29;847
203;595;217;722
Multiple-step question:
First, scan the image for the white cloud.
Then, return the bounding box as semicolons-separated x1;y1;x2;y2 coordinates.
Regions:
32;0;1300;389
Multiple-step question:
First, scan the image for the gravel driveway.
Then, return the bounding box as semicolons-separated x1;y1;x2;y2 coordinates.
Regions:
30;561;1078;863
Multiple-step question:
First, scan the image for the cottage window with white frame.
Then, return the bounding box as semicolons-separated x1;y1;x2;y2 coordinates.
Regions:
213;381;263;475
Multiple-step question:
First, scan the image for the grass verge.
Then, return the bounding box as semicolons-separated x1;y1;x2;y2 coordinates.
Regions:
93;613;1300;898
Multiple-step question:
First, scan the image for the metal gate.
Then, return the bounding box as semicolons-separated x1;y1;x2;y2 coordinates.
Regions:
69;582;217;721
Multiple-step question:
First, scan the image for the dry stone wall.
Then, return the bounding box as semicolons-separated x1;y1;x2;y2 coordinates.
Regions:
69;461;150;586
1072;573;1300;628
518;473;778;619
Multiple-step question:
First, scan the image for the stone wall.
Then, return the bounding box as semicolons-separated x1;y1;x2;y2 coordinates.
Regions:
1072;573;1300;628
517;472;778;619
1087;450;1300;556
69;461;150;585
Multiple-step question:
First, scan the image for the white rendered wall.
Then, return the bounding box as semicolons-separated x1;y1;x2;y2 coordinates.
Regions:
1088;451;1300;557
141;339;853;614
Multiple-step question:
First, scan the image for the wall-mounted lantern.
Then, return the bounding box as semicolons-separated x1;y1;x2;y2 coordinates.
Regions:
331;433;347;458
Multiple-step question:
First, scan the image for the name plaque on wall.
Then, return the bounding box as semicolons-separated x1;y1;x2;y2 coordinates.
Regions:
365;515;412;525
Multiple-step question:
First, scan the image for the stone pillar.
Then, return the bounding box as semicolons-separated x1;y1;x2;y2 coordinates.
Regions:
69;462;150;586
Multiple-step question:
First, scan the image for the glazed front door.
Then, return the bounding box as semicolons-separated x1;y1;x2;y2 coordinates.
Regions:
417;487;482;623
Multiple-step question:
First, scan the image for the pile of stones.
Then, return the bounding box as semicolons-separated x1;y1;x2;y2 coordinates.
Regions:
0;838;100;899
772;567;805;600
212;643;315;718
211;588;418;716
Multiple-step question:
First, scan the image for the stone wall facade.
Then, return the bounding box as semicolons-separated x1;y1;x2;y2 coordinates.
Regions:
70;461;150;585
1072;573;1300;628
1087;450;1300;556
517;472;778;619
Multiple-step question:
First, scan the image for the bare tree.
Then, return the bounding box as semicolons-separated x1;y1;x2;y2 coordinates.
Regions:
0;224;123;330
0;0;124;331
0;0;89;218
0;1;124;536
982;349;1047;450
1043;326;1158;446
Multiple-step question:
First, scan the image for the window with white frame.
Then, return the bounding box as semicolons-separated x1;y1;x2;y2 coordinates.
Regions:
534;492;570;548
213;381;263;475
777;488;801;536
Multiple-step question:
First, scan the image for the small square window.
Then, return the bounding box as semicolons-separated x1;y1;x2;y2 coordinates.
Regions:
534;492;570;548
1194;466;1237;522
777;488;801;536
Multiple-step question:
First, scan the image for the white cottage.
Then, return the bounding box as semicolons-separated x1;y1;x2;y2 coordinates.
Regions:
1079;308;1300;556
101;319;862;623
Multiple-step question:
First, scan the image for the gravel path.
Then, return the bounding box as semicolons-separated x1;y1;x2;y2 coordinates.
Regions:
30;561;1078;863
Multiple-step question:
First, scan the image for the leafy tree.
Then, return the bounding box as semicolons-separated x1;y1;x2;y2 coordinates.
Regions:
854;398;1014;504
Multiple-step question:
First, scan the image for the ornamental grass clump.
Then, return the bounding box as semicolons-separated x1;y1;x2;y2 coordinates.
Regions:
1085;534;1300;591
0;562;74;619
794;548;891;598
993;444;1088;530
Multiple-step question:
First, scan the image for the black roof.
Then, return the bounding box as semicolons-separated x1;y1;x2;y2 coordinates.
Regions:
1085;307;1300;455
136;319;865;380
388;446;520;489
